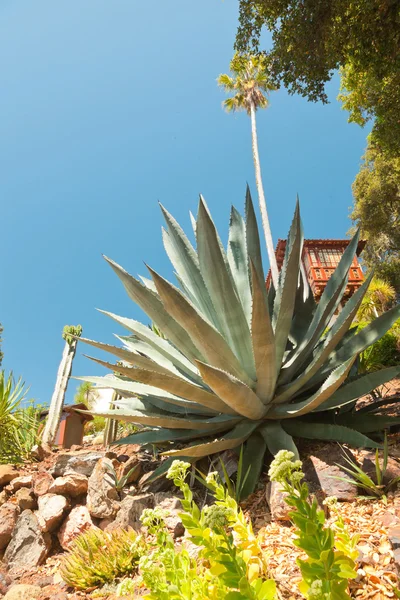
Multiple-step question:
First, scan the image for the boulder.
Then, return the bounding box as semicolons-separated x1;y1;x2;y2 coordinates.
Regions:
0;489;9;507
3;584;42;600
9;476;33;493
33;472;54;497
51;450;103;478
87;458;120;519
266;481;291;522
4;510;51;571
57;505;96;550
154;492;184;538
0;572;12;595
0;466;19;488
119;456;142;484
0;503;20;549
30;443;52;462
14;488;37;511
48;473;88;498
106;493;154;532
37;494;68;533
302;445;358;502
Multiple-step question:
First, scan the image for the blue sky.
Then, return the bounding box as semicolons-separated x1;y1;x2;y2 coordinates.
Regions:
1;0;370;406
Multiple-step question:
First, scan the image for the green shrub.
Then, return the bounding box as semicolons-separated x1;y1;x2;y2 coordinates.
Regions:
60;528;145;590
358;320;400;372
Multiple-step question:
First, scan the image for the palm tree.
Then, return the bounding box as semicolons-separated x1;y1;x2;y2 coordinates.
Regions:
218;53;279;288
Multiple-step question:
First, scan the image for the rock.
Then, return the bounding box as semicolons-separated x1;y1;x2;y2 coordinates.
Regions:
37;494;68;533
138;470;173;493
388;525;400;571
106;493;154;532
119;456;142;484
3;584;42;600
57;505;96;550
215;450;239;479
0;466;19;487
0;489;9;506
14;488;37;511
0;572;12;595
30;443;52;462
87;458;120;519
117;454;130;463
0;503;20;549
51;450;103;477
266;481;291;521
154;492;184;538
361;451;400;484
48;473;88;497
99;517;114;530
70;445;82;452
33;472;54;497
4;510;52;570
9;476;33;493
302;445;358;502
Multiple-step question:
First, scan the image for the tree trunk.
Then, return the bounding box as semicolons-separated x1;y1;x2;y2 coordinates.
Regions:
250;102;279;288
42;339;78;445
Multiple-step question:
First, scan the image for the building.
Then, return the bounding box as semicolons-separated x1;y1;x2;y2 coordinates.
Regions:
266;239;366;300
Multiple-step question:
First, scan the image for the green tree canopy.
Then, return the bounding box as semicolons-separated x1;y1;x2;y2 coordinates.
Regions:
351;141;400;291
235;0;400;154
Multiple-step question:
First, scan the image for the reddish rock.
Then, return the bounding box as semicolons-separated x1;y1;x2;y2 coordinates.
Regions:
302;445;358;502
4;510;52;571
266;481;291;522
0;489;9;507
33;472;54;497
0;466;20;488
119;456;142;484
0;503;20;549
48;473;88;498
37;494;68;533
8;476;33;493
3;584;42;599
57;505;96;550
14;488;37;511
87;458;120;519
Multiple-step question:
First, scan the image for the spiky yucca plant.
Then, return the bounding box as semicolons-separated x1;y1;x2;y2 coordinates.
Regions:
76;190;400;496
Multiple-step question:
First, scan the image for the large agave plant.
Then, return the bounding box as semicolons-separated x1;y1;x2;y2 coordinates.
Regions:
77;190;400;495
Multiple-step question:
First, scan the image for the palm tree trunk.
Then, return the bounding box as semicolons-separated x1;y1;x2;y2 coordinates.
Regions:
250;101;279;288
42;338;78;445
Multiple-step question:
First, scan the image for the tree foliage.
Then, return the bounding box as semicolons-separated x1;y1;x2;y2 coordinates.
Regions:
351;141;400;291
235;0;400;153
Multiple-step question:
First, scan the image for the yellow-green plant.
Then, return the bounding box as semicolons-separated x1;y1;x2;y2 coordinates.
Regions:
60;528;145;590
76;192;400;496
269;451;358;600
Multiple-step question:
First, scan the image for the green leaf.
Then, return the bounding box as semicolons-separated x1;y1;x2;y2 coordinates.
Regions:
82;407;222;430
227;206;252;324
196;360;267;420
273;200;303;370
162;421;260;457
245;186;266;296
283;421;380;448
335;413;400;433
196;198;256;381
239;432;267;499
259;420;299;458
145;456;196;483
250;261;277;404
148;266;254;387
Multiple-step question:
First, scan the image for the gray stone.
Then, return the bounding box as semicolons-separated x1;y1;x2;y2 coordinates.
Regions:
4;510;51;571
106;493;153;532
3;584;42;600
0;502;20;549
154;492;184;538
51;450;103;477
48;473;88;497
37;494;68;532
302;445;358;502
87;458;120;519
266;481;291;522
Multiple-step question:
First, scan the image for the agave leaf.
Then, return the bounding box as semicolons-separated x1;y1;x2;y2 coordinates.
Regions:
139;275;158;293
314;366;400;412
100;311;202;381
103;257;203;363
259;421;299;458
160;204;220;329
196;360;267;420
282;421;380;448
112;416;243;446
270;357;356;417
335;413;400;433
250;261;276;403
273;200;303;370
275;272;374;404
162;421;260;457
245;186;267;299
196;198;256;380
88;407;230;430
77;337;177;377
289;263;317;348
86;355;235;415
227;206;252;324
238;433;267;499
280;230;361;383
148;266;254;386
